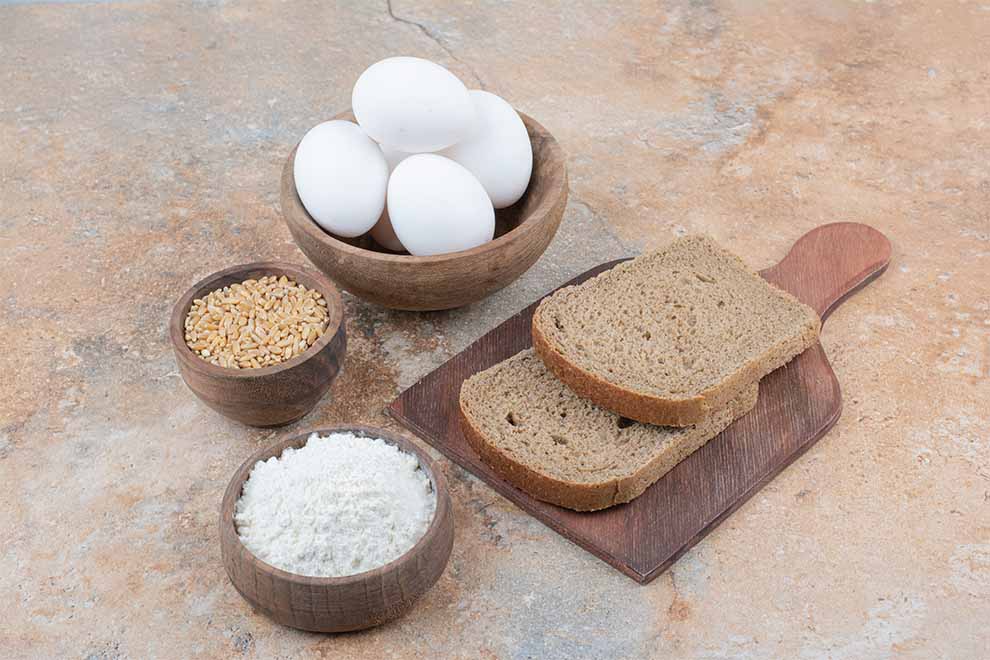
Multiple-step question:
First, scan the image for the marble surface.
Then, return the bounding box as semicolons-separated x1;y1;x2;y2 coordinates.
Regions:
2;1;988;658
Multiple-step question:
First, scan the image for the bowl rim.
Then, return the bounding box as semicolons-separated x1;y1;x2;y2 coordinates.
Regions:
220;425;451;587
169;261;344;380
281;109;567;264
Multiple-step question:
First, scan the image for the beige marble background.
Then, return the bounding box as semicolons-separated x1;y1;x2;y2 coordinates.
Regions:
1;1;987;658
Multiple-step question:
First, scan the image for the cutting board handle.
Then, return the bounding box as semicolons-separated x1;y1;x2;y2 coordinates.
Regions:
759;222;891;321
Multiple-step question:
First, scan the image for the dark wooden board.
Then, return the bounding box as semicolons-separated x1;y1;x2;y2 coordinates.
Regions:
387;223;891;583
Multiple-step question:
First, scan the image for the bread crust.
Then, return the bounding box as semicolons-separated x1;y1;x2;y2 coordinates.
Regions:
459;382;759;512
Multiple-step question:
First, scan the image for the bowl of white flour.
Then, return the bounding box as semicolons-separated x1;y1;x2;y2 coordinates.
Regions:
220;426;453;633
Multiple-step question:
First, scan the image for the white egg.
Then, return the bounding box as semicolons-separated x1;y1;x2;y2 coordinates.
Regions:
352;57;475;152
368;145;412;252
441;90;533;208
387;154;495;256
293;120;388;237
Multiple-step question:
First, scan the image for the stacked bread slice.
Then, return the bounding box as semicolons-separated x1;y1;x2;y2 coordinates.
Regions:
459;235;821;511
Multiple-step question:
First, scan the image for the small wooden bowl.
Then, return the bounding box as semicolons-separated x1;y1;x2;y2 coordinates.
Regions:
169;262;346;427
220;425;454;633
281;110;568;311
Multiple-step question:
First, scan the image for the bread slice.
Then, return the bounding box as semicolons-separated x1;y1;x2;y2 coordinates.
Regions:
459;349;759;511
532;235;819;427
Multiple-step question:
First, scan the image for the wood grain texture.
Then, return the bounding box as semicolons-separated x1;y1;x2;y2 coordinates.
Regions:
281;110;568;311
170;262;346;427
219;425;454;632
387;223;891;583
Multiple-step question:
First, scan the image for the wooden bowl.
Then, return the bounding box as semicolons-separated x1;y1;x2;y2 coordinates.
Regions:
169;262;346;427
219;425;454;632
281;110;568;311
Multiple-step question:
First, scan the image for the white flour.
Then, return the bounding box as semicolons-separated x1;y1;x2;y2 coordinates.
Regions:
234;431;436;577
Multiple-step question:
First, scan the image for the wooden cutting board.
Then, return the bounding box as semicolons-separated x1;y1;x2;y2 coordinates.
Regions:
387;223;891;583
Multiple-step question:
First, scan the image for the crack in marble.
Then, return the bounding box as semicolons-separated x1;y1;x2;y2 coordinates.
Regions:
569;195;637;252
385;0;487;89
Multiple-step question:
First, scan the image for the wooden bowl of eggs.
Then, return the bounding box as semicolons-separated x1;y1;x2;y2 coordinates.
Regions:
169;262;346;427
220;425;454;632
281;58;567;311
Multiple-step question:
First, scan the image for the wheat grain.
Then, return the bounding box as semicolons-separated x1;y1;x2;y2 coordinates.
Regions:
184;274;330;369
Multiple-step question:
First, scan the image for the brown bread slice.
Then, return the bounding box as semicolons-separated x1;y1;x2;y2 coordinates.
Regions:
532;235;820;427
459;349;759;511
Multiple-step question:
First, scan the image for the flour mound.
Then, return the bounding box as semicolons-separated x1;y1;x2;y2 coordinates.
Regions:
234;431;436;577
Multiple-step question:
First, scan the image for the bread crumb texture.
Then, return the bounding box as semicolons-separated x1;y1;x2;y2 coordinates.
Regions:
460;349;758;510
534;235;820;400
